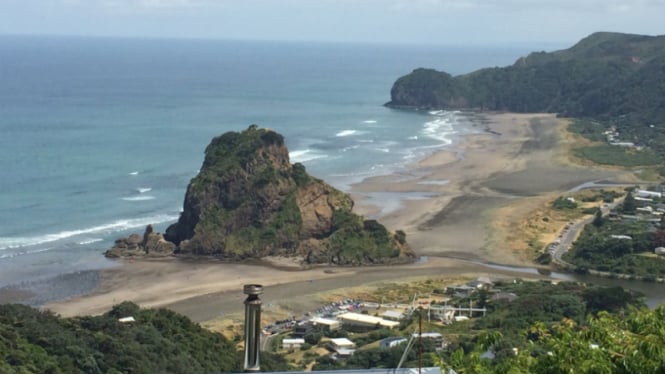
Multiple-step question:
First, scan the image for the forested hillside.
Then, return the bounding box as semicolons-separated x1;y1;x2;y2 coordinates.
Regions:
387;32;665;133
0;302;288;373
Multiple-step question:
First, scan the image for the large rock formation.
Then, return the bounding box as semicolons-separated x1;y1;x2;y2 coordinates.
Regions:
108;125;414;265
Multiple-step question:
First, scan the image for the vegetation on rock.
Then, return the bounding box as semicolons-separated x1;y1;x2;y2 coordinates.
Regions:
159;125;414;265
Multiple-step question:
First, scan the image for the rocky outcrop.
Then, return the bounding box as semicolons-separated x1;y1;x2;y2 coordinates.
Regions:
164;125;414;264
106;125;414;265
105;224;176;258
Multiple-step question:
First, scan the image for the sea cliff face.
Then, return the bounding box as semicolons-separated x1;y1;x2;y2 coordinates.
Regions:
107;125;414;265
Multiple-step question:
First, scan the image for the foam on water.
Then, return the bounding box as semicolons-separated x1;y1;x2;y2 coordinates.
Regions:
289;149;328;163
362;120;377;124
121;195;156;201
0;213;179;250
422;115;456;145
336;130;357;137
0;247;53;259
136;187;152;193
77;238;103;245
129;171;139;175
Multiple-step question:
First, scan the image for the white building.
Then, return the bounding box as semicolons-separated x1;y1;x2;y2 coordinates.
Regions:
381;310;405;321
310;317;341;331
379;337;407;350
655;247;665;255
338;312;400;330
636;190;662;198
328;338;356;357
282;338;305;350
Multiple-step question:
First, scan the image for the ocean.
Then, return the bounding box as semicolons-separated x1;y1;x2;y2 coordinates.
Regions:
0;35;535;300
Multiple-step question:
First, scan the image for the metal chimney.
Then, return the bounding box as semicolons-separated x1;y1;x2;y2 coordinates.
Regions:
243;284;263;372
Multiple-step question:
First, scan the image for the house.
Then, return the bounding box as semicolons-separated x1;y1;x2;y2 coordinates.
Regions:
412;332;445;349
310;317;341;331
636;190;662;199
337;312;399;331
637;206;654;213
292;321;315;338
282;338;305;350
379;337;407;350
446;284;475;297
328;337;356;357
381;310;405;321
468;276;493;289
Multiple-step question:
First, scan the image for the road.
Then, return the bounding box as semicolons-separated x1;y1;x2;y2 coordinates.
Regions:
551;198;622;265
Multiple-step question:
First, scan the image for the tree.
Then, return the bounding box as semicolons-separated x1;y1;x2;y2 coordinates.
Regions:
440;306;665;373
622;191;636;214
592;209;604;227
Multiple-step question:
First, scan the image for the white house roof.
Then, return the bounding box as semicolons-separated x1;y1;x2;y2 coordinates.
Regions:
329;338;355;347
311;317;340;326
282;338;305;344
381;310;405;319
338;312;400;328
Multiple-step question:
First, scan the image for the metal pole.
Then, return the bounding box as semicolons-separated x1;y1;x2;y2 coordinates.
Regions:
418;307;422;374
243;284;263;373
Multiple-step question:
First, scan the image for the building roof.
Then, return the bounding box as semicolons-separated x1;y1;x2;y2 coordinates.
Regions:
412;332;442;339
381;310;405;319
338;312;400;328
282;338;305;344
311;317;340;326
329;338;355;347
380;337;407;344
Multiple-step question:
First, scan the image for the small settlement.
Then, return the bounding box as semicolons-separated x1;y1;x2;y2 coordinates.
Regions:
267;276;509;361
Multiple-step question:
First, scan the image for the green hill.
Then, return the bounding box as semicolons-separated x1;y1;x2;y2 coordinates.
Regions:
387;32;665;125
0;302;288;373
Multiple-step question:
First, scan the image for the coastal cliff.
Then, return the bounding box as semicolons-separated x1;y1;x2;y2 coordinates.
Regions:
387;32;665;124
107;125;414;265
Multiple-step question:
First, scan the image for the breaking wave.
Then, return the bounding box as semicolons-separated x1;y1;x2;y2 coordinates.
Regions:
0;213;179;250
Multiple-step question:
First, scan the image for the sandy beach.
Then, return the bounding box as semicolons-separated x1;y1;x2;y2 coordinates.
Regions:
43;112;634;321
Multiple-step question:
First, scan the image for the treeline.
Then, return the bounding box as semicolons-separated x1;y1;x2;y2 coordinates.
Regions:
0;302;288;373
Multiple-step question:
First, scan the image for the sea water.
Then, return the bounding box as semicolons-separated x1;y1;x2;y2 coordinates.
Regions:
0;35;534;296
